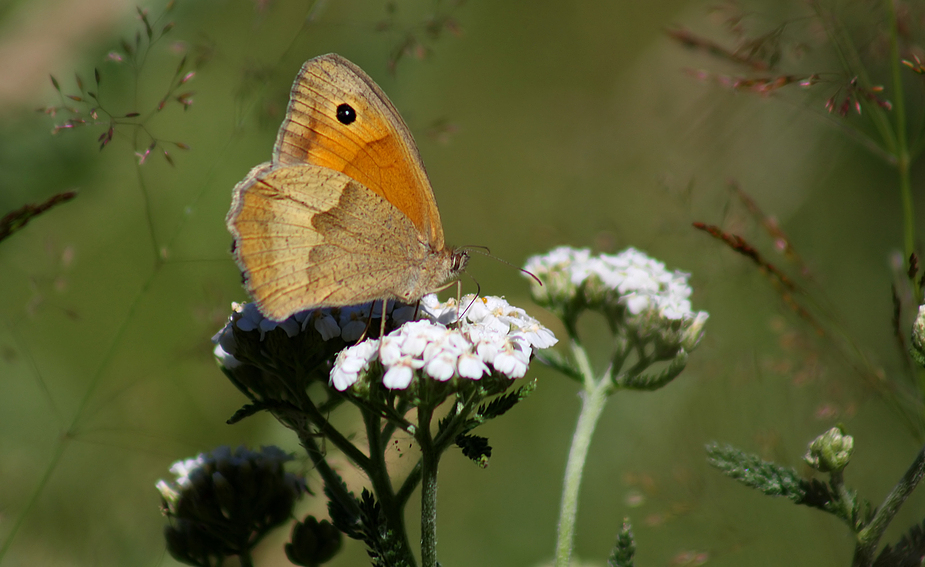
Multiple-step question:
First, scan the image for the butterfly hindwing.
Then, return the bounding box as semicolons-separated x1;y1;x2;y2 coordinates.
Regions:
228;164;448;320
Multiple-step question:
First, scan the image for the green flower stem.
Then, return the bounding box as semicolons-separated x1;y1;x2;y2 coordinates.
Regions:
281;401;419;564
397;459;423;508
571;339;595;383
828;469;857;526
609;336;631;375
433;395;478;448
418;403;440;567
292;398;372;471
364;411;415;563
380;399;412;446
297;432;361;520
396;396;471;510
852;442;925;567
554;339;613;567
295;415;418;566
350;394;415;434
537;349;583;382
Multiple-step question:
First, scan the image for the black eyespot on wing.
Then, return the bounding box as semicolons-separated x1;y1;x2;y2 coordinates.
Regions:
336;103;356;125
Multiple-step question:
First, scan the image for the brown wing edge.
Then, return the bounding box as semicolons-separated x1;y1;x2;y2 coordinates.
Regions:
226;162;279;316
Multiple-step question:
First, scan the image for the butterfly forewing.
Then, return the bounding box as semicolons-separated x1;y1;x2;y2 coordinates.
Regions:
273;54;445;249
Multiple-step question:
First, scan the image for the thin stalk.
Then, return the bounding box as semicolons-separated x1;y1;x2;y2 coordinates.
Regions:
852;443;925;567
397;458;424;507
281;403;421;564
885;0;925;410
133;140;162;263
380;399;410;447
554;349;612;567
0;441;66;560
811;1;896;152
886;0;918;299
433;394;479;449
291;398;372;470
363;410;415;561
291;424;361;520
418;403;439;567
570;339;595;383
828;469;857;527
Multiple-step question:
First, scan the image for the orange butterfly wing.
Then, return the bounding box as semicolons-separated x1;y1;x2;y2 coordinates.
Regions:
273;53;445;249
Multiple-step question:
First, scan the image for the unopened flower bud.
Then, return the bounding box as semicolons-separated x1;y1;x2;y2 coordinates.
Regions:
804;427;854;473
522;246;589;316
285;516;343;566
912;305;925;367
681;311;709;352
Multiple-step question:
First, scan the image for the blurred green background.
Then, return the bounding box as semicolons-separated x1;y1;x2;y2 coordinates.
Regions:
2;0;925;565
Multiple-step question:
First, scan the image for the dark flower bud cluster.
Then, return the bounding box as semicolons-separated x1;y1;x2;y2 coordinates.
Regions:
156;446;307;567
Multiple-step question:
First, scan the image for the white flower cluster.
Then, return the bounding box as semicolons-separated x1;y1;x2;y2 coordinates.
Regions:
524;246;708;349
525;246;705;318
330;295;558;391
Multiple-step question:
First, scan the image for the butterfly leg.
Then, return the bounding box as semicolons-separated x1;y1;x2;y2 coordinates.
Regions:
378;299;389;338
356;302;377;343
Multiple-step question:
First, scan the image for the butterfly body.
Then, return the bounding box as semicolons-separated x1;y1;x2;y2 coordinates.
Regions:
227;54;467;321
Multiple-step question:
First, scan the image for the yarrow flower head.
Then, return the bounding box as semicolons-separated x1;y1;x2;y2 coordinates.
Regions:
156;446;306;566
524;246;708;353
330;294;557;393
211;294;555;403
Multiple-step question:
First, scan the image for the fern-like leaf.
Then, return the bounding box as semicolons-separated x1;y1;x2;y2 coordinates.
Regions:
874;518;925;567
456;434;491;468
706;443;818;504
477;381;536;420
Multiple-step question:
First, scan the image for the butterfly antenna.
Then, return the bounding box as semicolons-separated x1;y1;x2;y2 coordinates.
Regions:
458;272;481;321
461;245;543;286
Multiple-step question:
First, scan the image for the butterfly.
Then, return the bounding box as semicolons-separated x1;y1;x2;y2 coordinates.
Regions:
227;54;468;322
